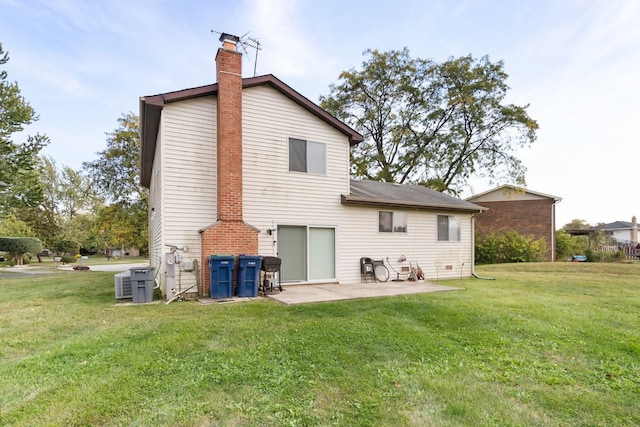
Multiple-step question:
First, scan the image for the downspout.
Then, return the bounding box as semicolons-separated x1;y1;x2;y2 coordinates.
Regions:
471;214;476;276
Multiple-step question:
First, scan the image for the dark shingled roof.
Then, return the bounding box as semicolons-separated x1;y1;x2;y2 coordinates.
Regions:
342;180;485;213
597;221;638;231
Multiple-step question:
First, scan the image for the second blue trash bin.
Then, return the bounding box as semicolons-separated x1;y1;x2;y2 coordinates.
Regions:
237;255;262;297
208;255;235;299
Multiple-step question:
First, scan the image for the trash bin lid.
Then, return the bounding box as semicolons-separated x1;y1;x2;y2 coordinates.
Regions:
129;267;156;272
208;254;235;259
238;254;263;260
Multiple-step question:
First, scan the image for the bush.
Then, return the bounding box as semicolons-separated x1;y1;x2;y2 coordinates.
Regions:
60;256;77;265
556;230;587;260
476;231;547;264
585;249;626;263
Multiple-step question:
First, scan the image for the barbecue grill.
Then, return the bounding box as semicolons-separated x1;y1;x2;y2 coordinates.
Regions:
260;256;282;293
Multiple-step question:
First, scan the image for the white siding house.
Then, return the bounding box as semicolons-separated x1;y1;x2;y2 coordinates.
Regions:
139;34;484;299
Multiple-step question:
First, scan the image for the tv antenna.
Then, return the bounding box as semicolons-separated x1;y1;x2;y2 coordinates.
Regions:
211;30;262;77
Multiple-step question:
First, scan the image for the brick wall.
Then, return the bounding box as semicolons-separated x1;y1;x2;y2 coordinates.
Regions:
474;199;556;260
198;39;259;296
200;222;258;296
216;45;243;222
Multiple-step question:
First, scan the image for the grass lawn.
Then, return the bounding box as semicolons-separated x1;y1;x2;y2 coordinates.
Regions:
1;262;639;426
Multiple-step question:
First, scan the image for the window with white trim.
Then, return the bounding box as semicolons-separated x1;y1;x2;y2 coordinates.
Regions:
289;138;326;174
437;215;460;241
379;211;407;233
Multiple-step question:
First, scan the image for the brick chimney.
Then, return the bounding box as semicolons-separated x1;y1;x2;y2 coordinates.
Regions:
199;33;259;296
215;33;243;222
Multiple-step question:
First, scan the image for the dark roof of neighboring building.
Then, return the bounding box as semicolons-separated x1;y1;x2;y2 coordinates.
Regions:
597;221;638;231
139;74;364;188
342;180;485;213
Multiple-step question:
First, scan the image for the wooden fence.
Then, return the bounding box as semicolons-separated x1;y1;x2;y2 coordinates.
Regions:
593;244;640;261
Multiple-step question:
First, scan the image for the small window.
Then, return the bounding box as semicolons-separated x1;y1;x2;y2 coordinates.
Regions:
289;138;326;174
437;215;460;241
379;211;407;233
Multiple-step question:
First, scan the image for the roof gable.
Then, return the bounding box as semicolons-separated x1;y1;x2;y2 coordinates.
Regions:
343;180;485;212
139;74;364;188
466;185;562;203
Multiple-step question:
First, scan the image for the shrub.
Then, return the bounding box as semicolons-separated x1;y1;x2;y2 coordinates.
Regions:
476;231;547;264
556;230;587;260
60;256;77;265
585;249;626;263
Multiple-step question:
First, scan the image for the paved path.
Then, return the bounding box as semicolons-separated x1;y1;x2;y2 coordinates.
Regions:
0;262;149;278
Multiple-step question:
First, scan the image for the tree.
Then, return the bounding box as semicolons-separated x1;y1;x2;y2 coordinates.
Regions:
83;113;148;253
93;202;147;255
0;214;33;236
0;236;42;265
562;219;592;230
320;49;538;194
83;113;146;206
0;42;49;214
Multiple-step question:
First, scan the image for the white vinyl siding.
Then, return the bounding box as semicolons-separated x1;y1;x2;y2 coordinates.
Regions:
150;84;476;288
151;96;217;293
242;85;474;283
338;207;474;282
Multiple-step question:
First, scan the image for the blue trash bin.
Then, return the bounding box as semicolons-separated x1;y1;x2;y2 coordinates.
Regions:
208;255;235;299
237;255;262;297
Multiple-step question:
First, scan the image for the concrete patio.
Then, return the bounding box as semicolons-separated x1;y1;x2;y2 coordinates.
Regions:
261;281;462;305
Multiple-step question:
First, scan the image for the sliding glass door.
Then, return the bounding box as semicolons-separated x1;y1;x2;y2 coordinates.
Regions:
277;225;336;283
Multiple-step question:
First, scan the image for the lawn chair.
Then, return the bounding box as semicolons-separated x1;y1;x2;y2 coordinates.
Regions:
360;257;375;283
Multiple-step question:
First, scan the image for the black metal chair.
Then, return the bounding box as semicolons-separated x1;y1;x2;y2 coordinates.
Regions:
360;257;375;283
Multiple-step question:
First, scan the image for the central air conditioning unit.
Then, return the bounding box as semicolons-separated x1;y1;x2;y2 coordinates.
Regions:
114;271;132;299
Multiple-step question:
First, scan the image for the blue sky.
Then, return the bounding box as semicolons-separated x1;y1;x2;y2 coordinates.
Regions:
1;0;638;227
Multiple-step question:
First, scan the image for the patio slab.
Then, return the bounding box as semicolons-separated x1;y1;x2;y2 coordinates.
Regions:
265;281;462;305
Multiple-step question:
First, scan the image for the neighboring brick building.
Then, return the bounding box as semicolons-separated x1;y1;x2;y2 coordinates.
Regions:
466;185;562;261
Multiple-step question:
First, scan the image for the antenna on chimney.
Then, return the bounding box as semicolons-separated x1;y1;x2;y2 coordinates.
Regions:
211;30;262;77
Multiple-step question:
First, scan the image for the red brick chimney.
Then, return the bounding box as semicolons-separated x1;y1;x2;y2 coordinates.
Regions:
200;33;259;296
216;33;243;222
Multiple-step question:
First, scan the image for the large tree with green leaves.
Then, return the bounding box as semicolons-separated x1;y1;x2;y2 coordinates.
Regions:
0;42;49;214
84;113;145;206
320;49;538;194
83;113;148;253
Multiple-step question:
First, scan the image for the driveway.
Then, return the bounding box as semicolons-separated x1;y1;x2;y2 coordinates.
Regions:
0;262;149;278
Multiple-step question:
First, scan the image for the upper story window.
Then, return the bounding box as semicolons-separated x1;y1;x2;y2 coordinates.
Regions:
379;211;407;233
437;215;460;241
289;138;326;175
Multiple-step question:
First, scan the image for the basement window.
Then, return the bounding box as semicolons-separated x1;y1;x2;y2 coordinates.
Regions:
437;215;460;241
379;211;407;233
289;138;326;175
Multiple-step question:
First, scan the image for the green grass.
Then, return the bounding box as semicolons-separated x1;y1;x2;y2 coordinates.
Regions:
1;262;639;426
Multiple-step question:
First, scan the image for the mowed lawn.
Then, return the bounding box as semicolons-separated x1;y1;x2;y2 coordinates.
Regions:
0;262;638;426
